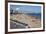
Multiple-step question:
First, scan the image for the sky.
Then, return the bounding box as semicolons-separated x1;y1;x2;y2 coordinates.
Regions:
10;5;41;13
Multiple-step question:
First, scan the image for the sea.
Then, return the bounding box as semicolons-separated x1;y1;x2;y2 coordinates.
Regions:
24;13;41;19
24;13;41;16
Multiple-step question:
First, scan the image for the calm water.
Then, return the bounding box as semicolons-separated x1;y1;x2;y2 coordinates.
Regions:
24;13;41;19
24;13;41;16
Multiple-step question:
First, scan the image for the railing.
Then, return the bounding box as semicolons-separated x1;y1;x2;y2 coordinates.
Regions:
10;19;30;28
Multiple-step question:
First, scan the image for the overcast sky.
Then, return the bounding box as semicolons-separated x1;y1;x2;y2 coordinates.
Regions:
10;5;41;13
